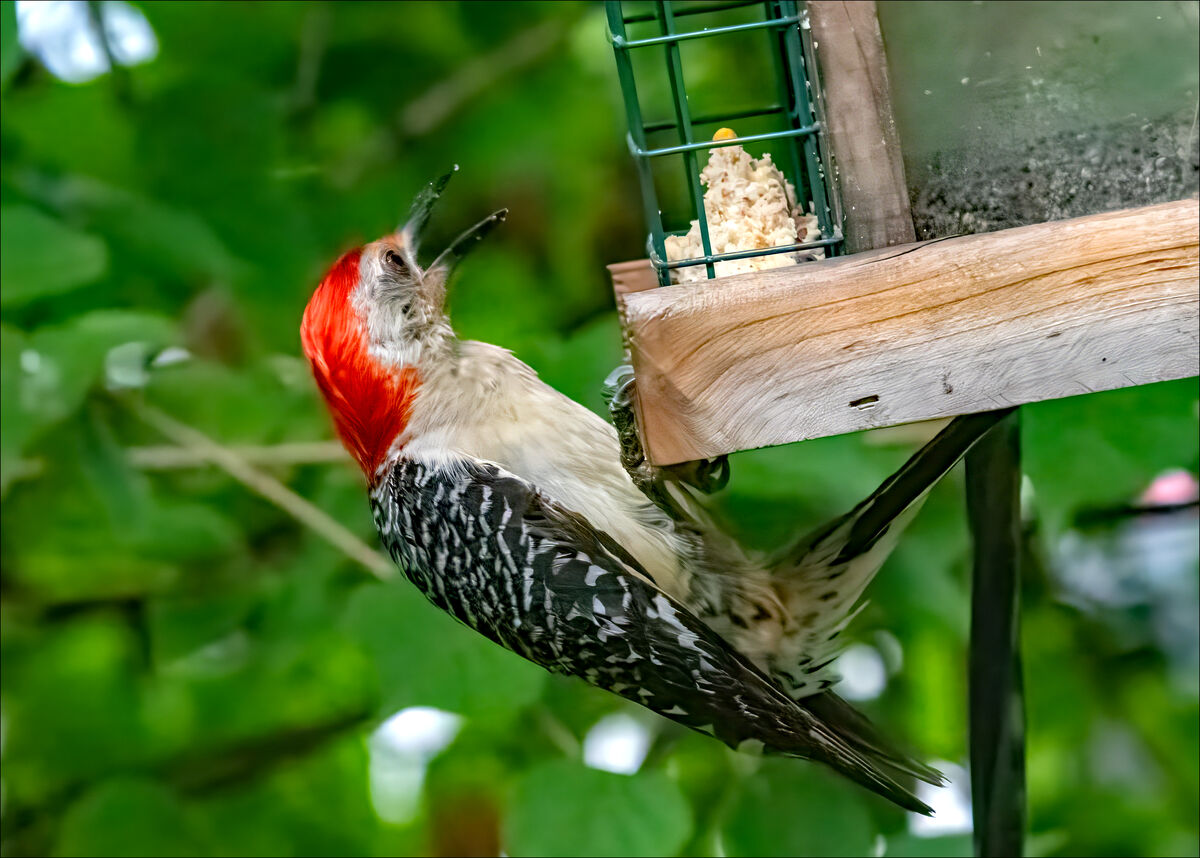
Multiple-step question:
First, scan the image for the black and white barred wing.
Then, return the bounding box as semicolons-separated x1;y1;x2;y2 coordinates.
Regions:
373;457;771;715
370;457;934;814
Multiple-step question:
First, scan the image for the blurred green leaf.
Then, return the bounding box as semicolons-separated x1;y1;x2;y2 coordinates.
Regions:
2;82;137;182
0;312;176;491
532;313;625;416
55;778;209;858
0;0;18;90
1023;380;1200;532
187;735;381;857
1;423;179;604
185;629;376;748
721;760;877;857
146;358;320;444
341;582;545;721
135;500;243;561
46;176;240;285
148;588;256;670
0;205;109;307
505;760;692;857
901;630;966;762
449;247;556;354
31;310;174;411
2;617;155;804
886;833;972;857
1;322;32;491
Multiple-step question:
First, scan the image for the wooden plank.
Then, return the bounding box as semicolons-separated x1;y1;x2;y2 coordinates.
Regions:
607;259;657;296
618;199;1200;465
807;1;915;251
607;259;657;359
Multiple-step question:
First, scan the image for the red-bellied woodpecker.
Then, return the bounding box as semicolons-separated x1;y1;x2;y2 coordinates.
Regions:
301;172;1010;814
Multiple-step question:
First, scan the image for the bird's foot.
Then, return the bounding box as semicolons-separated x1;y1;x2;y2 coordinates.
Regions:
602;364;730;517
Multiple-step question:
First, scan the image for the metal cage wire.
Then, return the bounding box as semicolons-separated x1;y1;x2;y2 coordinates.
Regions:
606;0;844;285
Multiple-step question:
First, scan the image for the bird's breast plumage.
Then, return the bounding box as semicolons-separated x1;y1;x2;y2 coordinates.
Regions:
397;340;692;600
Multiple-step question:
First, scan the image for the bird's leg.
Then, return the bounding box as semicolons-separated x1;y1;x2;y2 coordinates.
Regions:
603;363;730;520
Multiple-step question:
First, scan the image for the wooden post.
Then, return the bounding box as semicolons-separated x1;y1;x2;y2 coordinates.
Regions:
966;412;1027;856
807;1;915;251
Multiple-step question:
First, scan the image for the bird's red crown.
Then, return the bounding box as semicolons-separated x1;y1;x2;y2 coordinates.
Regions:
300;248;419;481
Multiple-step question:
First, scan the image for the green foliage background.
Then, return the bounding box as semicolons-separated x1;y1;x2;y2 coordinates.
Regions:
1;2;1197;856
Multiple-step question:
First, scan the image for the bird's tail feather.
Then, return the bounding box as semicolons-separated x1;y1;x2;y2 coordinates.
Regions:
773;691;942;815
819;755;934;816
767;412;1016;807
767;407;1017;697
786;706;938;815
826;407;1017;565
803;690;945;786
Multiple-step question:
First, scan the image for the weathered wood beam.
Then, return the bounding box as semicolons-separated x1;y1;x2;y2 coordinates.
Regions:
808;1;914;251
612;198;1200;466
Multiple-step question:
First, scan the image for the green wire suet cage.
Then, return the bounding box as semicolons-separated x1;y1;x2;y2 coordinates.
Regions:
606;0;844;286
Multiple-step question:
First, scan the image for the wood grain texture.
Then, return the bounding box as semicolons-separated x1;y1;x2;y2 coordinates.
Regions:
607;259;657;356
619;199;1200;465
807;1;915;251
607;259;657;296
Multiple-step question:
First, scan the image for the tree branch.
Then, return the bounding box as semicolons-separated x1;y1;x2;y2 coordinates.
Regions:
125;399;393;581
399;17;568;136
15;441;350;479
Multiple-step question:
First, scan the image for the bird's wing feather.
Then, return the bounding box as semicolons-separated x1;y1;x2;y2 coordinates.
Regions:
371;455;934;813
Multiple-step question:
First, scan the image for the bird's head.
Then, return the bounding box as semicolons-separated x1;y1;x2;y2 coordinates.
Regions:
301;168;506;481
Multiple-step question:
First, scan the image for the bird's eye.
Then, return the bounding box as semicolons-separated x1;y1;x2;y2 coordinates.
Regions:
385;250;407;271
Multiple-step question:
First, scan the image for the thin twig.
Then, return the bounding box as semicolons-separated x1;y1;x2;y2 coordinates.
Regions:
400;17;568;136
168;707;374;795
288;1;330;112
640;721;686;769
13;441;349;478
1;706;375;854
534;706;582;759
84;0;130;101
126;399;393;581
130;440;348;469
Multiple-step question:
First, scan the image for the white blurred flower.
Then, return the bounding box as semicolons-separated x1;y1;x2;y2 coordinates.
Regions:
583;712;652;774
16;0;157;84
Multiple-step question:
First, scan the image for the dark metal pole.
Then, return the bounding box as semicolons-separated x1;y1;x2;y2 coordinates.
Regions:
965;409;1027;857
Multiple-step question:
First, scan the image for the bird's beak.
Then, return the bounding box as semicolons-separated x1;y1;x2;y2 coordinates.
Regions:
397;167;506;274
399;166;459;257
428;208;508;274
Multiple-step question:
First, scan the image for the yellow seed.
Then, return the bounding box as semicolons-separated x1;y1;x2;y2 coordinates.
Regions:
712;127;737;141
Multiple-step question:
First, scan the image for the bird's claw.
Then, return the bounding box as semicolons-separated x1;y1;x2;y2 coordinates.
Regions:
602;364;730;516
